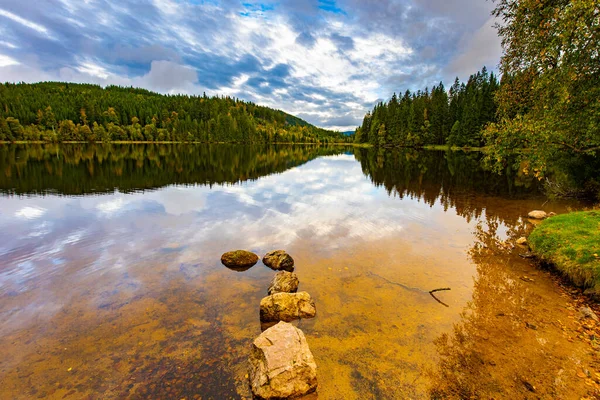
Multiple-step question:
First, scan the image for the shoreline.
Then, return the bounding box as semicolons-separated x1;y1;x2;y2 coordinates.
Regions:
529;211;600;298
0;140;487;152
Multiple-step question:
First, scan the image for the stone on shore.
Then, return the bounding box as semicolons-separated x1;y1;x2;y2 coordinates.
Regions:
221;250;259;270
268;271;300;295
263;250;295;272
260;292;316;323
528;210;547;219
249;321;317;399
516;237;528;246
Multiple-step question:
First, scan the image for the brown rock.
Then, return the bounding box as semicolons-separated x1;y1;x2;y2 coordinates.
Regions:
268;271;300;295
516;237;528;246
249;322;317;399
260;292;316;323
527;210;547;219
221;250;259;270
263;250;295;272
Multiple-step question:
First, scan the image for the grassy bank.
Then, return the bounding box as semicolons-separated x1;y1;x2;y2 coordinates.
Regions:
529;211;600;291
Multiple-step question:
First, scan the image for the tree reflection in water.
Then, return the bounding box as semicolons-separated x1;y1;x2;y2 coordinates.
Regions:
431;217;599;399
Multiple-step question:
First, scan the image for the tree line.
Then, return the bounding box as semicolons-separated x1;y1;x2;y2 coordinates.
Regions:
0;82;351;144
355;67;499;148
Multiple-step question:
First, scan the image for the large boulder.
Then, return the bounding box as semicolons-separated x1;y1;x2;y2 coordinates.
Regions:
268;271;300;295
260;292;316;323
221;250;259;271
528;210;547;219
249;322;317;399
263;250;295;272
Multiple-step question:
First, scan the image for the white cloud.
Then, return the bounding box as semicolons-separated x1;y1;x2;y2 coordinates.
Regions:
0;54;18;67
0;8;52;37
15;206;46;219
0;0;502;131
96;197;125;215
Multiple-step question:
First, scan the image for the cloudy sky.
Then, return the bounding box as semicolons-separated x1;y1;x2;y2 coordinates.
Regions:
0;0;501;131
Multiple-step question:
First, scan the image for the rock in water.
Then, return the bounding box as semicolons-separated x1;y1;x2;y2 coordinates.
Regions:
528;210;547;219
579;306;599;322
260;292;316;323
263;250;295;272
516;237;528;245
221;250;259;270
268;271;300;295
249;322;317;399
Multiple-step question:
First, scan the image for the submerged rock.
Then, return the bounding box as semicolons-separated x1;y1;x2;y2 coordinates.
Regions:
268;271;300;295
260;292;316;323
263;250;295;272
579;306;599;322
516;237;528;246
249;321;317;399
528;210;547;219
221;250;259;270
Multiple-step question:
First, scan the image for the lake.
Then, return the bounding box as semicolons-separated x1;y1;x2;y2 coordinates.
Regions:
1;144;598;399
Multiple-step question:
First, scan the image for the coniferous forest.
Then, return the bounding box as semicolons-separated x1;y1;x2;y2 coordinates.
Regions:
354;67;499;148
0;82;351;144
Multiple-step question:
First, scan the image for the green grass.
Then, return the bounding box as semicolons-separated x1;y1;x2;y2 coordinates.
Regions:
529;211;600;289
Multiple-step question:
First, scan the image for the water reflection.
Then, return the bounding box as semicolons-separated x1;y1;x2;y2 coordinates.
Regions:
0;143;346;196
430;213;599;399
0;145;588;399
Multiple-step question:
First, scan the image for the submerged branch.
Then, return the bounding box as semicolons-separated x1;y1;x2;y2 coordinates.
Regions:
366;271;424;293
367;272;452;307
429;292;450;308
429;287;451;294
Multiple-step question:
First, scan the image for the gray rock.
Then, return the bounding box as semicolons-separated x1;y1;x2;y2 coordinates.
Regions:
221;250;259;270
249;321;317;399
260;292;316;323
579;306;599;322
268;271;300;295
528;210;547;219
263;250;295;272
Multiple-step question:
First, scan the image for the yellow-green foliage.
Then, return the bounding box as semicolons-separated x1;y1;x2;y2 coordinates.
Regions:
529;211;600;289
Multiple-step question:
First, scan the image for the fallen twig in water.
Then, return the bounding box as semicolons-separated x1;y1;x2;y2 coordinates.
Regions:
366;271;424;293
429;292;449;307
429;287;451;294
367;272;452;307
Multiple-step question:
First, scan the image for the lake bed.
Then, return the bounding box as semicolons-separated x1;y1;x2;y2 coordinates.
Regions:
1;144;598;399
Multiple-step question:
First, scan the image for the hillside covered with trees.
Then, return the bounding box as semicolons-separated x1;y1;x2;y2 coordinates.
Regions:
0;82;350;144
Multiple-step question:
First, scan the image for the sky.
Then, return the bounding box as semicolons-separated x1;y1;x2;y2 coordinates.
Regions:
0;0;502;131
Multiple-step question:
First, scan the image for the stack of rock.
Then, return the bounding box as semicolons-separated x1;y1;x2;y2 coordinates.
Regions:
221;249;318;399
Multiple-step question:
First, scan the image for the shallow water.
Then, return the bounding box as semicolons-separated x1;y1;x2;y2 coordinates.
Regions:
1;144;598;399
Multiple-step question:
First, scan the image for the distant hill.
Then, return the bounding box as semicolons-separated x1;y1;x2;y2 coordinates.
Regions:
0;82;352;144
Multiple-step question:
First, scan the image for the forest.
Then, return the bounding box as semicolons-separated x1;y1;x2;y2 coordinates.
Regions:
356;0;599;198
0;82;351;144
355;67;499;148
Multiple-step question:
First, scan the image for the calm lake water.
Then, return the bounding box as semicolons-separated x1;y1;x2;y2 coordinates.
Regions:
1;144;598;399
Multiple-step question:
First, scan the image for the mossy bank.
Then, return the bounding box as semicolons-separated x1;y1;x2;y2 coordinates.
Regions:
529;211;600;294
